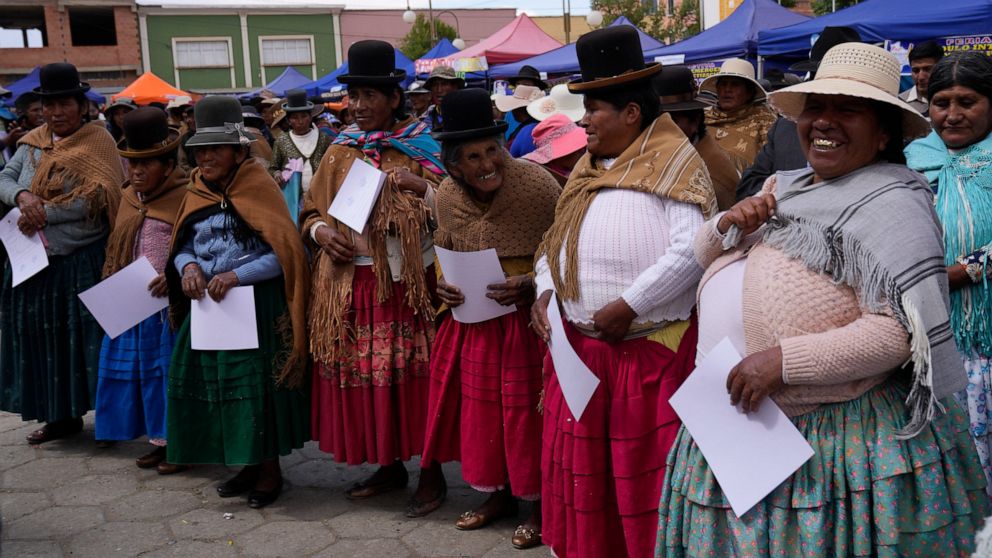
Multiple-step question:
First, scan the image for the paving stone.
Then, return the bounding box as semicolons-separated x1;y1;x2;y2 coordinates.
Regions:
282;459;374;489
2;458;88;490
0;412;28;432
0;540;64;557
52;474;139;506
104;490;202;521
234;521;335;557
168;507;265;541
0;423;42;446
0;445;37;471
3;506;104;540
138;540;240;558
402;521;508;557
86;445;147;473
0;492;52;522
481;536;548;558
258;485;351;522
139;466;229;492
64;521;169;558
325;507;420;539
311;537;413;558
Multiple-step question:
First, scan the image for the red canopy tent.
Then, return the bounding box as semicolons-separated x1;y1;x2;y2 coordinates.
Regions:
112;72;190;105
430;14;562;72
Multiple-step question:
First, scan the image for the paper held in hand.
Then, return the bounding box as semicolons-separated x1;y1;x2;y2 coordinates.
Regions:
546;292;600;422
0;207;48;287
434;247;516;324
190;285;259;351
77;256;169;339
669;338;815;517
327;158;387;233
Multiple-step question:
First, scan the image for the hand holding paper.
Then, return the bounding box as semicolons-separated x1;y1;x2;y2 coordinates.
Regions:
191;285;259;351
327;158;387;233
434;247;515;324
78;256;169;339
0;207;48;287
546;292;600;422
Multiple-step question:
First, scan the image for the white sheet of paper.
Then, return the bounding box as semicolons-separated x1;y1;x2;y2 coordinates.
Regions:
669;338;815;517
78;256;169;339
190;286;259;351
434;247;515;324
546;292;600;422
327;158;387;233
0;207;48;287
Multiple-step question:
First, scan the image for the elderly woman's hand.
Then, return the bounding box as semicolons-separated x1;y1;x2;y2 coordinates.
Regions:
391;167;429;198
727;346;786;413
314;225;355;264
593;298;637;344
15;191;47;234
530;290;552;342
717;193;777;236
437;279;465;308
207;271;239;302
181;263;207;300
147;274;169;298
487;275;535;307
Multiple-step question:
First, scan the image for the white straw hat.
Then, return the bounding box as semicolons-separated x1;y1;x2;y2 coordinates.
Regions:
527;84;585;122
494;85;545;113
699;58;767;103
768;42;931;140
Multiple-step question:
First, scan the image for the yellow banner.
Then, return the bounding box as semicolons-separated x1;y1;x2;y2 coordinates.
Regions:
720;0;743;20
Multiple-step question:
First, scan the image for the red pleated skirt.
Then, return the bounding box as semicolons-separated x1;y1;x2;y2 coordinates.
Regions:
311;265;435;466
541;318;698;558
421;307;544;498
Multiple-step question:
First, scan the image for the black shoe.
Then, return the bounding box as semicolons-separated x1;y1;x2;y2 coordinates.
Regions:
247;480;283;509
216;469;258;498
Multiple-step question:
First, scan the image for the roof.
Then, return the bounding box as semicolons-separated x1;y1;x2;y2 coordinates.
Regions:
441;14;562;66
112;72;190;105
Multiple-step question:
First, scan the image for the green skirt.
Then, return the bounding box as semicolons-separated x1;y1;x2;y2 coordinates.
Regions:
656;380;989;558
166;278;309;466
0;240;106;423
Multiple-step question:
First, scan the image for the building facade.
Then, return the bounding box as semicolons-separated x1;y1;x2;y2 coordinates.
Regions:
340;9;516;56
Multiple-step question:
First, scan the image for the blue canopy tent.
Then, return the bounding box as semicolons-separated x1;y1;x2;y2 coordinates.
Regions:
302;48;415;96
643;0;809;64
239;67;313;99
2;67;106;107
758;0;992;61
489;16;663;78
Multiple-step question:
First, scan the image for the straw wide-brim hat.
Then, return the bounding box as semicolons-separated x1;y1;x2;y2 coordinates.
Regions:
527;84;585;122
768;42;931;140
494;85;545;113
699;58;767;103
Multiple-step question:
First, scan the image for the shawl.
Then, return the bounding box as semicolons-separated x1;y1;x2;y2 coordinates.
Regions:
103;167;189;277
705;103;777;171
536;113;717;301
906;130;992;355
270;128;331;177
724;163;967;438
20;122;124;224
333;117;445;176
301;119;443;365
695;132;740;211
167;159;310;388
435;155;560;256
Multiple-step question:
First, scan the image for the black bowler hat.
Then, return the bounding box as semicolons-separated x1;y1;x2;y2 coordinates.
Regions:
652;66;712;112
508;65;549;90
431;88;508;142
569;26;662;93
338;40;406;86
790;26;862;72
34;63;91;97
186;96;255;148
240;105;266;128
118;107;182;159
282;88;315;113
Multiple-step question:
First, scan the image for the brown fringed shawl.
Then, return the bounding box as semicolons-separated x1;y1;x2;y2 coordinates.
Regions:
20;122;124;224
536;113;718;301
167;159;310;388
103;168;189;277
434;156;560;255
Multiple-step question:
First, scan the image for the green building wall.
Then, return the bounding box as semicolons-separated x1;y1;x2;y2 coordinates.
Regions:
245;14;337;85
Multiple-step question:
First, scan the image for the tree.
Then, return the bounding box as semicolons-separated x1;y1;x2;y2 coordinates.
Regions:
589;0;654;29
811;0;857;16
399;14;457;60
647;0;701;45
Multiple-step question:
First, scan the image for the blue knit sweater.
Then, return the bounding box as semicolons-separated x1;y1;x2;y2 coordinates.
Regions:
173;211;281;284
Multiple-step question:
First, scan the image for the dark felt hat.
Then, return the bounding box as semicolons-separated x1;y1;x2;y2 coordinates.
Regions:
338;40;406;86
240;105;265;128
508;65;549;90
790;26;863;72
652;65;712;112
34;63;91;97
282;88;315;113
431;88;508;142
569;26;661;93
186;96;255;148
118;107;182;159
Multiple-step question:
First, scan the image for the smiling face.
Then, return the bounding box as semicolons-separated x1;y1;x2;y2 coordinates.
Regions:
930;84;992;149
42;96;85;137
448;137;505;200
128;157;174;194
579;97;641;159
194;144;246;183
796;94;890;181
348;86;400;132
715;77;753;112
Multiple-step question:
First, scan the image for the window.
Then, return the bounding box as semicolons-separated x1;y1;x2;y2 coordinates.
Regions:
0;6;47;48
68;7;116;46
260;37;313;66
175;39;232;69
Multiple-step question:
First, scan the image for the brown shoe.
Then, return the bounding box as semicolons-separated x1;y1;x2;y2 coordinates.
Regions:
345;464;409;500
454;498;518;531
136;447;167;469
156;462;190;475
25;418;83;445
511;525;543;549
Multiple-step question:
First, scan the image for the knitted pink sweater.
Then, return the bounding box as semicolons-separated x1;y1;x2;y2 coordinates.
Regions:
694;218;912;417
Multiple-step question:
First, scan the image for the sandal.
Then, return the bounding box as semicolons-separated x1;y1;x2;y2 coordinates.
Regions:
345;464;409;500
405;477;447;518
25;418;83;445
511;525;543;549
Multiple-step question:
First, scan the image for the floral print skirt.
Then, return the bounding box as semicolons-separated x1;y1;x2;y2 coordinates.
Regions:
656;380;989;558
954;351;992;495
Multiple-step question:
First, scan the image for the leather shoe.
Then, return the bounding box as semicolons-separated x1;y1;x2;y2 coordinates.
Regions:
454;499;518;531
217;470;258;498
136;447;167;469
248;480;283;509
26;418;83;445
157;462;190;475
345;466;409;500
405;478;447;518
511;525;543;549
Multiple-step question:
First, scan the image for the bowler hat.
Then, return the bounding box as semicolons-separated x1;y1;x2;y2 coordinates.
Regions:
569;27;661;93
186;96;256;148
431;88;508;142
282;88;315;113
118;107;182;159
508;65;548;90
240;105;265;128
652;66;712;112
790;26;862;72
34;63;91;97
338;40;406;86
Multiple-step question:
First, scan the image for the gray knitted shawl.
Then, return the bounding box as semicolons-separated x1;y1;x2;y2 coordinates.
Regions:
725;163;966;437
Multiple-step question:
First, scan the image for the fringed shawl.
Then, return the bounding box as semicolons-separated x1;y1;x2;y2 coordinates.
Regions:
724;163;967;438
705;103;777;171
535;113;717;301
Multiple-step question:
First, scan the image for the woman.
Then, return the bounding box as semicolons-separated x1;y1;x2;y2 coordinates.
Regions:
269;89;331;203
409;88;560;550
905;51;992;494
520;113;587;187
166;96;310;509
105;97;136;144
657;43;988;558
700;59;776;171
302;40;446;499
95;107;188;473
0;63;124;444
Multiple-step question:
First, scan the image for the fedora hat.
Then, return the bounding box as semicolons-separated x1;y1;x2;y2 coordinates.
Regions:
508;65;549;90
769;42;931;140
521;114;587;165
431;88;508;142
282;88;315;113
407;80;431;96
338;40;406;86
652;65;713;112
569;26;662;93
494;84;545;113
118;107;182;159
186;96;256;148
34;63;91;97
107;97;137;114
425;65;465;90
790;26;862;73
699;59;767;103
527;83;585;122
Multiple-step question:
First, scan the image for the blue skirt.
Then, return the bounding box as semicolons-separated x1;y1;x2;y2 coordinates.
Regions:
94;310;175;441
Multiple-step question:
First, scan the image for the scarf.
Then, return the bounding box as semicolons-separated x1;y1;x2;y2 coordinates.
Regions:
20;122;124;223
695;132;741;211
103;167;189;278
724;163;966;438
435;155;560;255
167;159;310;388
536;113;717;301
705;103;777;171
906;130;992;355
333;117;445;176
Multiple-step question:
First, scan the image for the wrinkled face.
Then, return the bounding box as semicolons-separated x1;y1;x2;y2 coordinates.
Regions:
910;57;939;98
796;94;890;181
430;80;460;106
288;111;313;135
449;137;505;198
42;96;85;137
579;98;639;159
128;157;174;194
409;93;431;113
348;86;400;132
668;110;703;142
930;85;992;149
194;144;245;183
715;77;752;112
24;101;44;128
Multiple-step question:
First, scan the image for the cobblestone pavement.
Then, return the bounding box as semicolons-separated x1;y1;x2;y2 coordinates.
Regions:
0;412;550;557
